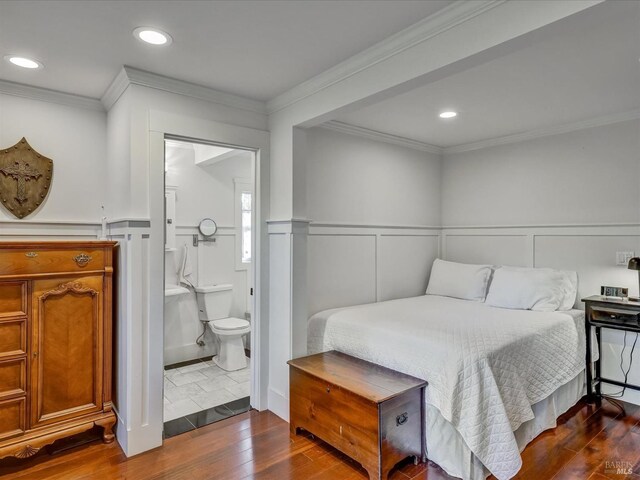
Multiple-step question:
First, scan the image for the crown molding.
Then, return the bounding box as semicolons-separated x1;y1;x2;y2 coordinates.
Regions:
100;68;130;110
266;0;505;114
443;108;640;155
0;79;104;112
321;120;442;155
101;66;267;114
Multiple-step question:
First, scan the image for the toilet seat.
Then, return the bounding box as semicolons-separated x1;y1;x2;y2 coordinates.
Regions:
211;317;250;331
208;317;250;371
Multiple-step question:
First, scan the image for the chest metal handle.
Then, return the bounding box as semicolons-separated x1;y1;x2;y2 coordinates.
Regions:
396;412;408;426
25;252;38;258
73;253;92;267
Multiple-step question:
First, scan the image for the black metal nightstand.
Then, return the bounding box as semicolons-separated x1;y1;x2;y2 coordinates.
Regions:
582;295;640;399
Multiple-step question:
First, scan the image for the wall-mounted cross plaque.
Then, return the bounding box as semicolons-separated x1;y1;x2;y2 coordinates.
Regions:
0;137;53;219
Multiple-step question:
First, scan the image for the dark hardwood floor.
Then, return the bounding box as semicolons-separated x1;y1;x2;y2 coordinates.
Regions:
1;397;639;480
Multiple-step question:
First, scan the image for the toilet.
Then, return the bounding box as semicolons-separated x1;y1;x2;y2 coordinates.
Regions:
194;284;250;371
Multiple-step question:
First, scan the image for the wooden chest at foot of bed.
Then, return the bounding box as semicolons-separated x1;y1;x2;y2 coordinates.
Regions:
288;351;427;480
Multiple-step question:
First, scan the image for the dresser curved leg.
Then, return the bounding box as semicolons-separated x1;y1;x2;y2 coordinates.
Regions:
96;416;116;444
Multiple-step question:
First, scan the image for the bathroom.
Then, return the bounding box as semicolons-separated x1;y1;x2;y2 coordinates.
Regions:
163;138;254;436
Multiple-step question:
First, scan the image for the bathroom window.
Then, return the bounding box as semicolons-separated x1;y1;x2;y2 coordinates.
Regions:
234;178;252;270
241;192;252;263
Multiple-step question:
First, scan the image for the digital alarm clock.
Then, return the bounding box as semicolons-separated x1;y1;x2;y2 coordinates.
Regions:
600;285;629;298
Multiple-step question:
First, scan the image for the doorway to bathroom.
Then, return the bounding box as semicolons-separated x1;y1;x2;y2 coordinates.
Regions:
162;137;256;437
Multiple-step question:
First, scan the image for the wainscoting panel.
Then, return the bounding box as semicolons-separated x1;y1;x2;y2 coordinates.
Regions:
377;235;439;302
445;234;530;267
307;234;376;316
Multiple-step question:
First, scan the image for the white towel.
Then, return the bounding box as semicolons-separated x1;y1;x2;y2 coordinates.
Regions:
179;244;194;287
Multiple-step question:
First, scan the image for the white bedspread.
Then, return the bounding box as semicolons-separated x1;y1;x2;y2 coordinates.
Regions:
307;295;585;480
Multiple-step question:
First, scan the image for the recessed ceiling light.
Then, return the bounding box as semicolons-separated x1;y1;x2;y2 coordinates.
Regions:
4;55;43;69
439;111;458;119
133;27;172;46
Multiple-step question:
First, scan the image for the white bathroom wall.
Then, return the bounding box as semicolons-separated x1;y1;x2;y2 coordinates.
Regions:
305;127;442;316
164;143;252;366
441;118;640;404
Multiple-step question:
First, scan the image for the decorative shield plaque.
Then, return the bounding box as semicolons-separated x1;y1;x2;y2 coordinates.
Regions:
0;137;53;219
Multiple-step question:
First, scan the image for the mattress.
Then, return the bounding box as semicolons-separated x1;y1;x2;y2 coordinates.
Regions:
307;295;586;480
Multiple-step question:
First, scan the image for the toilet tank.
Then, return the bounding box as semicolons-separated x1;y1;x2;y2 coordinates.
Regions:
194;284;233;321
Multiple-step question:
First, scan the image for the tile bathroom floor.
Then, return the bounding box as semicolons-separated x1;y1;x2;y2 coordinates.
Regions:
163;356;251;422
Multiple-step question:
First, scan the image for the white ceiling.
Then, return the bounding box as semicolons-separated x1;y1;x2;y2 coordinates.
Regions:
0;0;452;101
334;1;640;148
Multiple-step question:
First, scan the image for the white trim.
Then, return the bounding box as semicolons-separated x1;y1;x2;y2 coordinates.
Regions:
312;221;441;230
321;121;442;154
443;222;640;230
267;387;289;422
176;224;234;232
148;114;270;438
267;219;311;235
0;78;104;111
266;0;506;114
100;68;130;111
322;109;640;158
443;109;640;154
107;217;151;225
0;219;101;237
102;66;266;114
0;219;101;226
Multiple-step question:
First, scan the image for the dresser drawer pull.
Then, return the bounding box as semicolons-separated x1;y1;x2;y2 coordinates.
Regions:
396;412;408;426
25;252;38;258
73;254;92;267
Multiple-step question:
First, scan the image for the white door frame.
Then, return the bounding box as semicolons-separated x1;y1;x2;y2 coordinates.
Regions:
149;111;270;440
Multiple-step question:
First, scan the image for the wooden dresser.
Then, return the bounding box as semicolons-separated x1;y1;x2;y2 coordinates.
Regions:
288;351;427;480
0;241;117;459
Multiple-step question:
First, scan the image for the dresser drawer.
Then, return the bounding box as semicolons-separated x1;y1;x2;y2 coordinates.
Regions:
0;282;27;318
0;318;26;358
0;248;105;276
0;397;26;441
0;358;26;399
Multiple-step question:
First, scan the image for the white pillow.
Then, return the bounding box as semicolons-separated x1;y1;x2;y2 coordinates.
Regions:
558;270;578;310
485;266;577;312
426;259;493;302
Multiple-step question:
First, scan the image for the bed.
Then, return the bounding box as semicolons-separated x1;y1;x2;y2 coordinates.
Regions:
307;294;587;480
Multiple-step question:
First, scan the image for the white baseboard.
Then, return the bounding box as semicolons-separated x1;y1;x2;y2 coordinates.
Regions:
114;411;128;454
267;387;289;422
117;422;163;458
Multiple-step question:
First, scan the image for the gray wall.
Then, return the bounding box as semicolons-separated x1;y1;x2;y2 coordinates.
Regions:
442;120;640;227
305;127;442;315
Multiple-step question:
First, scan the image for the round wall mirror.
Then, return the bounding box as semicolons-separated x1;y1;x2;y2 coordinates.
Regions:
198;218;218;237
